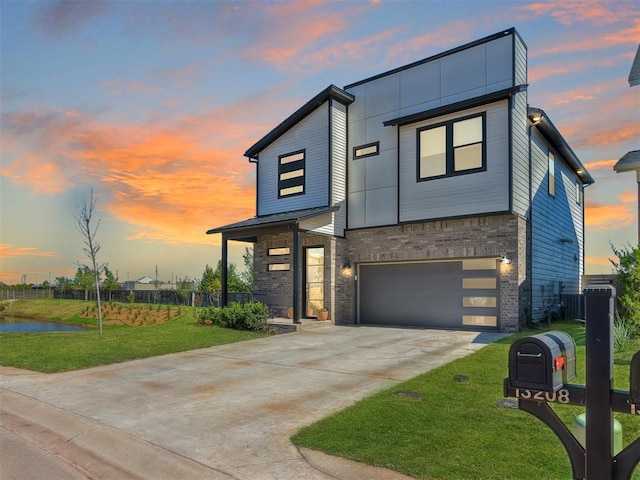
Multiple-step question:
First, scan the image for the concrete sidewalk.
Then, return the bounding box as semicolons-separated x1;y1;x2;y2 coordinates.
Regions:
1;326;505;479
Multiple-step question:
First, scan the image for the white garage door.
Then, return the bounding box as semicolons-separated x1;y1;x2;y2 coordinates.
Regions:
358;258;499;329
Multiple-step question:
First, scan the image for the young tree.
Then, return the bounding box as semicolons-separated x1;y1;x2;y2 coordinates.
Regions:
611;243;640;335
74;265;95;301
55;276;73;299
75;189;106;337
242;247;254;291
102;267;120;302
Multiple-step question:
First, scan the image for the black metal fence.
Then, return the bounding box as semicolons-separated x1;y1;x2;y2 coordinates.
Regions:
1;289;253;307
561;293;585;320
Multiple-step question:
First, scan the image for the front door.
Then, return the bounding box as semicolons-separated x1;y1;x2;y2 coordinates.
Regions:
305;247;324;317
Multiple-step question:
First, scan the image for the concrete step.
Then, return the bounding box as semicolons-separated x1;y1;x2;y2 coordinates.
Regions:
268;318;333;333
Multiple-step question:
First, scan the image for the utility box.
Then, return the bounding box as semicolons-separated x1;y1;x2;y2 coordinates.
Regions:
631;351;640;405
509;331;577;392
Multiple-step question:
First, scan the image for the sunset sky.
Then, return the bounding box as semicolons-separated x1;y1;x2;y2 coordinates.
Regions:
1;0;639;286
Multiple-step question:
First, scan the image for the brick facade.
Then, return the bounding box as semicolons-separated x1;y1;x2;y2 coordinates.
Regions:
251;214;527;332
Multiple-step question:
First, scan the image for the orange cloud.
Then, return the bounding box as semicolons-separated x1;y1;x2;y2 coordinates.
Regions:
619;188;637;204
0;90;286;246
520;0;637;27
584;158;618;171
0;243;57;258
585;255;617;271
585;201;635;230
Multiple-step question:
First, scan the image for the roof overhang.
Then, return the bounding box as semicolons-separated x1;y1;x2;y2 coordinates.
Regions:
383;85;527;127
244;85;354;160
206;205;339;242
528;107;595;185
614;150;640;178
629;44;640;87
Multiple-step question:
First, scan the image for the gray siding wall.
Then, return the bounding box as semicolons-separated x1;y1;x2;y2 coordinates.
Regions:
514;33;527;87
399;100;510;222
530;130;585;322
325;100;347;236
346;32;517;229
511;90;530;216
258;103;330;216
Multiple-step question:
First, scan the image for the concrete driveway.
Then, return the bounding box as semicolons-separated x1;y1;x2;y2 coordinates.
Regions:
1;326;504;479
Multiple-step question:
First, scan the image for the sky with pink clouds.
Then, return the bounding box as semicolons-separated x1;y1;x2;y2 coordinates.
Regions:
1;0;638;286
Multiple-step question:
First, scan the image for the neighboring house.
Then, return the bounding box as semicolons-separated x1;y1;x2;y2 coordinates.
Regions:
122;277;176;291
613;43;640;244
207;28;593;332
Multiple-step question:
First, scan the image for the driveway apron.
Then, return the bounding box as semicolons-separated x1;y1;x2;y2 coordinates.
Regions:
0;326;504;479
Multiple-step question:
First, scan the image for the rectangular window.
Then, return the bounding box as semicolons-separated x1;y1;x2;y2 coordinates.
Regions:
548;152;555;196
462;297;497;308
418;113;485;180
268;247;290;256
462;315;497;327
268;263;290;271
462;258;497;270
575;181;581;205
354;142;379;159
279;150;305;198
462;277;497;289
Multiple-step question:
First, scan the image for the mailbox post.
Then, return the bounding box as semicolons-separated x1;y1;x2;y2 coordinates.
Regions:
584;285;615;480
503;285;640;480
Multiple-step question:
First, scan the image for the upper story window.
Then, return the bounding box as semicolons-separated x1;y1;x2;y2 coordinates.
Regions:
278;150;305;198
354;142;379;159
548;152;555;196
575;180;581;205
418;113;485;181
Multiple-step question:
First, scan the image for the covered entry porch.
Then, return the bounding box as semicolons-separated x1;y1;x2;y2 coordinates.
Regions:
206;206;351;324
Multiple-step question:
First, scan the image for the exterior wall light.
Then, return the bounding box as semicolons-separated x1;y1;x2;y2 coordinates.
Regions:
500;253;512;265
342;259;353;276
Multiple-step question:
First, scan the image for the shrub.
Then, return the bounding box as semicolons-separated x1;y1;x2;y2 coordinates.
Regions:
197;302;269;332
614;310;635;353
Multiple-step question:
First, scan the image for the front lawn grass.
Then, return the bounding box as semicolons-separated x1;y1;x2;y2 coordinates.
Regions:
0;299;266;373
292;322;640;480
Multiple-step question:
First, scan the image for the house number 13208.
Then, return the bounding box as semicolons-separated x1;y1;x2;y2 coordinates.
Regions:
515;388;570;404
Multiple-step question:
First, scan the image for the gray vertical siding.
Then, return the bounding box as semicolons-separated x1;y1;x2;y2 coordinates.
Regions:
511;91;530;216
346;32;517;228
258;103;330;216
530;130;584;322
398;101;510;222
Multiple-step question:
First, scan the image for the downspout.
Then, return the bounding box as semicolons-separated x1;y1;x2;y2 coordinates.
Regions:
527;118;534;327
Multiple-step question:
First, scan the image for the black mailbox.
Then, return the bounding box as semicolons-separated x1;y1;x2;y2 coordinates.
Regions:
631;351;640;405
509;331;577;392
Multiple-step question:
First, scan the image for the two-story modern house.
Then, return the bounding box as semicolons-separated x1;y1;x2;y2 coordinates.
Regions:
207;28;593;332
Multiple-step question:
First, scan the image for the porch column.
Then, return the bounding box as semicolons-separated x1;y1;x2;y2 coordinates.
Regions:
221;233;228;307
292;226;301;324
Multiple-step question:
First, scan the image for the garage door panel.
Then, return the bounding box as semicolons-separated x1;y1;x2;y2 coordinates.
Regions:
358;260;499;329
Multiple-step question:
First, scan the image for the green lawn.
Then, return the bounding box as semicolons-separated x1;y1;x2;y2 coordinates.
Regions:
292;322;640;480
0;299;266;372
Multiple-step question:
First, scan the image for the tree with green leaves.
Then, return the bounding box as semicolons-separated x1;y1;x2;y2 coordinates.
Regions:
242;247;254;291
55;276;73;298
74;265;95;301
611;243;640;336
102;267;120;301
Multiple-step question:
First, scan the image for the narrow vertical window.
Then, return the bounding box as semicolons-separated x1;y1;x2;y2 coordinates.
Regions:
453;116;483;172
278;150;305;198
419;125;446;178
548;152;555;197
575;181;581;205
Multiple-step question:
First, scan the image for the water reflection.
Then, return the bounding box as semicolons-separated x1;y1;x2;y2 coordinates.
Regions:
0;317;90;333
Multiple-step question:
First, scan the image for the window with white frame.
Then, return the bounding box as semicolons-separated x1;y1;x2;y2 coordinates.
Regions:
278;150;305;197
418;114;485;180
575;180;581;205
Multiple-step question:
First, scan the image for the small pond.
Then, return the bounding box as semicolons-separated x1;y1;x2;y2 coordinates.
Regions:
0;316;91;333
